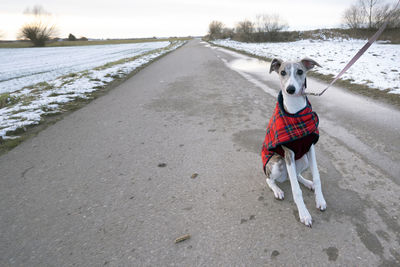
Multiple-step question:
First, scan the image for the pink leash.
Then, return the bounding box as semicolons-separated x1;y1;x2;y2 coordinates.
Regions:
307;0;400;96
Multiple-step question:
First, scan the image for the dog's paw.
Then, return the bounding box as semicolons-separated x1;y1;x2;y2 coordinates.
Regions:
299;208;312;227
303;180;315;191
266;178;284;200
316;195;327;211
274;189;284;200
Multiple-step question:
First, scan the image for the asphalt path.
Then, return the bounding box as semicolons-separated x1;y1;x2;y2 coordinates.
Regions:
1;39;400;266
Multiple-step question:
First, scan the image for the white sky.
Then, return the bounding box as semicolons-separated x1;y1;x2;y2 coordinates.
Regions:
0;0;353;40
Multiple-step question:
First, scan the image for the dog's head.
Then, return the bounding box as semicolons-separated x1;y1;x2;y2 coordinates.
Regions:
269;58;321;96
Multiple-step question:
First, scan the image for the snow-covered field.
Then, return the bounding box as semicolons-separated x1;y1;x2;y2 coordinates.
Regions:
211;39;400;94
0;41;171;94
0;41;186;139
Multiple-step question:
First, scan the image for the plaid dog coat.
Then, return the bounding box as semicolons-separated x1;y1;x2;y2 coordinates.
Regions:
261;91;319;173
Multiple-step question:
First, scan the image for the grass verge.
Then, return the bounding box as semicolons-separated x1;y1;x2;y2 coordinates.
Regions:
207;41;400;108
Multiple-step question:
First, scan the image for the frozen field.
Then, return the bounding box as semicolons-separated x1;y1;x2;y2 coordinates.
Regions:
211;39;400;94
0;41;171;94
0;41;186;139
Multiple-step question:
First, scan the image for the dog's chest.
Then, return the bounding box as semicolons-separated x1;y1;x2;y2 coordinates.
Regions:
272;134;317;160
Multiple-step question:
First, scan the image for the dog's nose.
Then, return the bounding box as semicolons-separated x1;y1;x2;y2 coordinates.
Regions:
286;85;296;94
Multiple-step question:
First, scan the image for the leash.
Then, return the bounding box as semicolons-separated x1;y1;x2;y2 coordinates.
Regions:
306;0;400;97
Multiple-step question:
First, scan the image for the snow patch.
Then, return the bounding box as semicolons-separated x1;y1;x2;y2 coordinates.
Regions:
211;39;400;94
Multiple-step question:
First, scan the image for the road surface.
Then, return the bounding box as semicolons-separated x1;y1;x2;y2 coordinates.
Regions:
1;39;400;266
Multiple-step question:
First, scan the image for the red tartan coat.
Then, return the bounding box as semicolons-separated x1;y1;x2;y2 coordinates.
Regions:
261;91;319;173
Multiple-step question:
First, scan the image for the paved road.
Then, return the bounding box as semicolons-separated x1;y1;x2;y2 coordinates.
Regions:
1;39;400;266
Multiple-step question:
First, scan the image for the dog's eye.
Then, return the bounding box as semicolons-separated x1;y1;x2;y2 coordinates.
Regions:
280;70;286;76
297;69;304;75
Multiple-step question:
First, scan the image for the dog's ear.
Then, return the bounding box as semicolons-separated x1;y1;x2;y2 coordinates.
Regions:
269;58;283;74
301;58;321;71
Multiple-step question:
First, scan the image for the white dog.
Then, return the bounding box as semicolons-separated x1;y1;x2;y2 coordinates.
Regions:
261;58;326;227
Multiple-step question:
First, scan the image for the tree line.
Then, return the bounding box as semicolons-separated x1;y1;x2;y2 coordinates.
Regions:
207;0;399;42
207;14;289;42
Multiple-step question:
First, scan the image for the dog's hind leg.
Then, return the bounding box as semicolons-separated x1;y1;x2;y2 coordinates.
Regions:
265;155;286;200
282;146;312;227
266;178;285;200
307;144;327;211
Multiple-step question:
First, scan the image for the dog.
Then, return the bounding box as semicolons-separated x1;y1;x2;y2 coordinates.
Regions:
261;58;326;227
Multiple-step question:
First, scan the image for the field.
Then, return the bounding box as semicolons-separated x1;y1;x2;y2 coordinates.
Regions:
1;41;172;94
0;39;187;140
0;37;191;48
211;38;400;95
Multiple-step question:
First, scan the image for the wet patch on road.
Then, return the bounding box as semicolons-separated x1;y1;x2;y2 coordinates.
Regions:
323;247;339;261
318;136;400;264
232;129;265;154
376;230;390;242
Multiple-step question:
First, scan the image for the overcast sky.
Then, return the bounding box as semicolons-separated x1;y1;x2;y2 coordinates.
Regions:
0;0;353;40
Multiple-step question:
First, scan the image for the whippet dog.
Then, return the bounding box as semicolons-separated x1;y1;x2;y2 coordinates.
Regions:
262;58;326;227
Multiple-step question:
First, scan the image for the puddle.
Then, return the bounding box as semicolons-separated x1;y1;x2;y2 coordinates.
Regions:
229;58;268;74
218;53;277;97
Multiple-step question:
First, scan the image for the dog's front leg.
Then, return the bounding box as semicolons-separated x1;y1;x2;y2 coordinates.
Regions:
307;144;327;211
282;146;312;227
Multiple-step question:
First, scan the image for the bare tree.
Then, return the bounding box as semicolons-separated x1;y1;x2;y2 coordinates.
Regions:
388;4;400;28
18;5;58;47
358;0;381;29
23;5;51;16
208;21;224;40
254;13;289;41
255;14;288;33
343;0;399;29
342;4;365;29
235;20;254;42
374;2;400;28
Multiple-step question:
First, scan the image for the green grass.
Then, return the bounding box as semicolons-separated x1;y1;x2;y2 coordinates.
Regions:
0;37;192;49
0;137;25;152
0;93;20;109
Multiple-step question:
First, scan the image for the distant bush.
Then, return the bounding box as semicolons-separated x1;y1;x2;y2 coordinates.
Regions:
68;33;77;41
18;5;58;47
208;21;225;40
79;36;88;41
235;20;255;42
